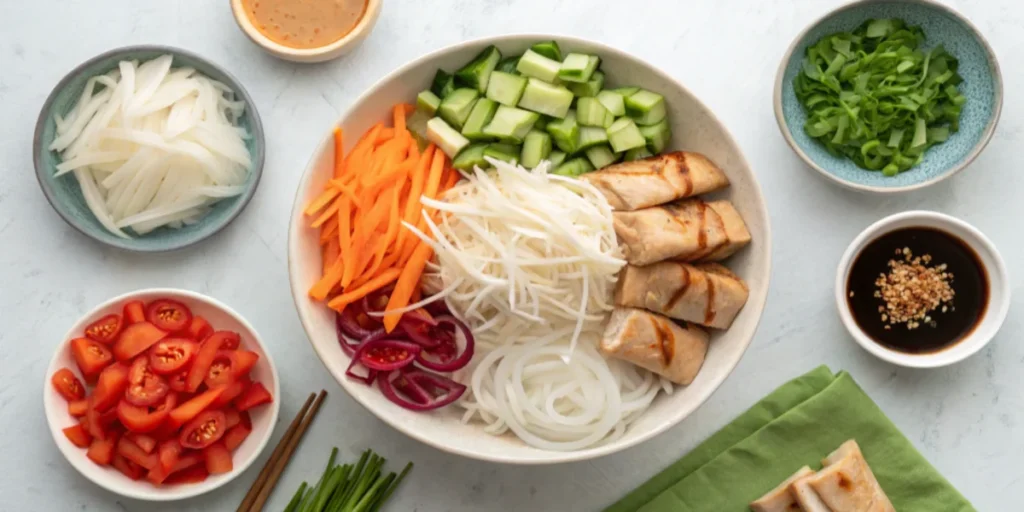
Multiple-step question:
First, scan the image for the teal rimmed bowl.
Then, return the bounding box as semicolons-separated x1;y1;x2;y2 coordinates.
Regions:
774;0;1002;193
33;45;265;252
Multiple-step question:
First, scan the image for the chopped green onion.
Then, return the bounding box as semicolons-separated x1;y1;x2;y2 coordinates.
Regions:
285;449;413;512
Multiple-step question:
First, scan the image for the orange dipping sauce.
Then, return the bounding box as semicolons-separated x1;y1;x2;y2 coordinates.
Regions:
243;0;368;50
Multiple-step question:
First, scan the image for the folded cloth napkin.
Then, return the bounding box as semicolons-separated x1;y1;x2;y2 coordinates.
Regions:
606;366;974;512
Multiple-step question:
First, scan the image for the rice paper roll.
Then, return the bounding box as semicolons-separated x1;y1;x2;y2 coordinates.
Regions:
809;440;894;512
614;198;751;266
581;151;729;211
599;308;708;385
615;262;749;329
792;475;833;512
750;466;815;512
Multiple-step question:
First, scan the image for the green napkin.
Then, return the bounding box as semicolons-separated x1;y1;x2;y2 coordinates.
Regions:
606;366;974;512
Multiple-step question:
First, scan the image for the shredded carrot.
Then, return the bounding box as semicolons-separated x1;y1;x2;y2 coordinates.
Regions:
384;242;434;331
322;240;340;274
333;128;345;178
327;268;402;311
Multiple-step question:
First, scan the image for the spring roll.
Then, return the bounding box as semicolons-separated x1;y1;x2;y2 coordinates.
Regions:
808;440;894;512
614;199;751;266
599;307;709;385
581;151;729;211
792;475;833;512
616;261;749;329
750;466;815;512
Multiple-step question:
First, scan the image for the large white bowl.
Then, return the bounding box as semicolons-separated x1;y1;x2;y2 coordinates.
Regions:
288;35;771;464
43;288;280;500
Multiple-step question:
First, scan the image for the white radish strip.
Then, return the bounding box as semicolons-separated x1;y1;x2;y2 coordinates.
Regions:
49;89;114;151
54;150;131;176
128;54;173;115
192;185;246;198
100;147;155;189
130;206;204;235
115;195;207;228
73;168;131;239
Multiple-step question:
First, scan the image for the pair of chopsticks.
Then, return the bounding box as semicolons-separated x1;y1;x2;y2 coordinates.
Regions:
238;390;328;512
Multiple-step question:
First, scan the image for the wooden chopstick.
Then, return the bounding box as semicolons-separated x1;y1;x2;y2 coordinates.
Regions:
245;389;328;512
237;390;326;512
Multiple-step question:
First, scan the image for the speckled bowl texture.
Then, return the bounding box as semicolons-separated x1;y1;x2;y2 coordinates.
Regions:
33;45;265;252
775;0;1002;193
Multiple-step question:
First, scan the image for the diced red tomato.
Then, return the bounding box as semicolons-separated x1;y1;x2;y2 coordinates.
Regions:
84;402;105;440
86;433;118;466
91;362;130;411
125;358;169;407
113;322;168;361
172;451;204;472
203;442;233;474
117;393;175;433
62;424;92;448
130;434;157;453
235;382;273;412
222;424;251;452
158;439;182;474
51;368;86;402
239;410;252;429
231;350;260;377
146;464;170;485
85;314;123;345
211;377;250;408
165;464;209;485
186;316;214;342
186;334;231;392
223;407;241;429
146;299;193;333
168;372;189;393
123;301;146;324
204;352;236;388
118;436;158;470
68;399;88;417
112;452;144;480
169;388;223;428
202;330;240;351
148;339;198;375
70;338;113;378
179;410;226;450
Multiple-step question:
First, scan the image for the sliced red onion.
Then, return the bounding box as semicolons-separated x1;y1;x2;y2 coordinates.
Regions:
345;357;377;385
336;304;380;340
361;287;392;317
390;372;432;404
415;315;474;372
424;300;451;317
377;369;467;411
355;339;421;372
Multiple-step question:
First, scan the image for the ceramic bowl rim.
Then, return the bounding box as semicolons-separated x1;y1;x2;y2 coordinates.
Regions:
230;0;383;62
833;211;1010;368
33;44;266;253
772;0;1003;194
286;33;773;464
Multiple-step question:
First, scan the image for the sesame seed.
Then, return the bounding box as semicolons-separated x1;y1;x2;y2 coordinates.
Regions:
873;247;955;328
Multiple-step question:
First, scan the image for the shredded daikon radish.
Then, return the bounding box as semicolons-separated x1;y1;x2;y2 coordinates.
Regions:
49;55;250;237
406;159;673;450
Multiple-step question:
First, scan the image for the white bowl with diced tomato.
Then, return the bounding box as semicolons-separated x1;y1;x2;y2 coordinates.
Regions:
44;288;280;501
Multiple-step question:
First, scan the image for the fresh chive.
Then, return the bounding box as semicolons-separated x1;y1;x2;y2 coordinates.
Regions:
324;464;353;512
312;465;345;512
297;485;318;512
351;471;393;512
284;482;308;512
368;462;413;512
287;450;411;512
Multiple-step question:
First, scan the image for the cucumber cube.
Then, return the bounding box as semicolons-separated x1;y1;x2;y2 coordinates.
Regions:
530;41;563;62
456;45;502;93
547;150;568;168
546;111;579;153
407;110;431;141
552;157;594;177
431;70;456;98
576;97;613;128
516;50;562;83
558;53;601;83
518;78;574;119
521;130;553;169
624;147;654;161
482;106;540;144
417;90;442;116
625;89;667;125
462;98;499;141
607;118;646;152
437;88;480;130
639;118;671;153
596;90;626;116
577;126;609;151
611;86;640;97
567;71;604;97
497;56;520;75
484;143;520;164
585;145;619;169
533;115;551;131
452;142;490;170
485;71;528;107
427;117;470;158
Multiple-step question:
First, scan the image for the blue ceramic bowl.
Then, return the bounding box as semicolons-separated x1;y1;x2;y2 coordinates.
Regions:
33;45;265;251
774;0;1001;193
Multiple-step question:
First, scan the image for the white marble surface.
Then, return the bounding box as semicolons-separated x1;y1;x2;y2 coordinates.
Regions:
1;0;1020;510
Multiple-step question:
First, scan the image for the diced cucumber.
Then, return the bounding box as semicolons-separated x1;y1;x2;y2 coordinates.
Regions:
482;106;540;144
516;50;562;83
407;110;431;141
533;115;551;131
576;97;613;128
611;86;640;97
625;147;653;161
431;70;456;98
552;157;594;177
437;88;480;130
547;150;567;168
452;142;490;170
521;130;553;169
456;45;502;93
558;53;601;83
607;118;646;152
483;143;520;164
585;145;619;169
546;111;579;153
577;126;609;151
518;78;574;119
530;41;563;62
596;90;626;116
462;98;499;141
639;118;671;153
625;89;667;125
497;56;520;75
427;117;470;158
417;90;442;116
485;71;528;107
567;71;604;97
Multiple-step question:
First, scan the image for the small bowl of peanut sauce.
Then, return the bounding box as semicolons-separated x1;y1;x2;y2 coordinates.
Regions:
231;0;382;62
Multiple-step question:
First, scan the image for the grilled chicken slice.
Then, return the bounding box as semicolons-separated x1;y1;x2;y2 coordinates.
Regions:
614;198;751;266
581;151;730;211
615;261;749;329
599;307;709;385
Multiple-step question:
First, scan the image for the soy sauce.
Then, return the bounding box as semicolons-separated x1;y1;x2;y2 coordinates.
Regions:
846;227;988;353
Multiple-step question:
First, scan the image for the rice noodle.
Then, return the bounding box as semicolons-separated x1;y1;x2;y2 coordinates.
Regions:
406;159;673;450
48;55;250;237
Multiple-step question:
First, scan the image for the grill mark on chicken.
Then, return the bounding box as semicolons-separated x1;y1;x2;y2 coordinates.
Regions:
704;275;717;325
647;315;676;365
665;264;692;311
